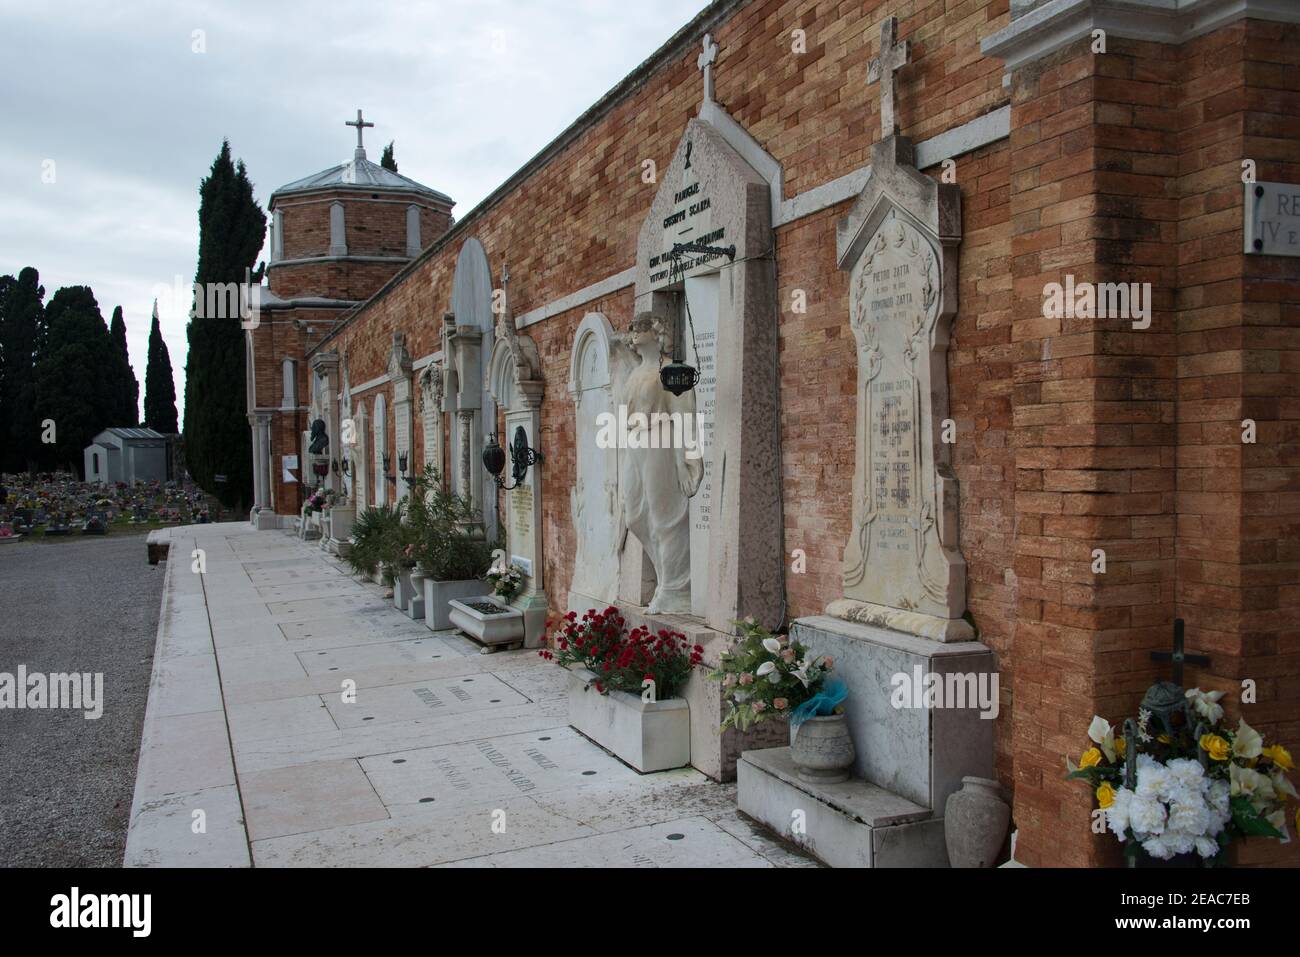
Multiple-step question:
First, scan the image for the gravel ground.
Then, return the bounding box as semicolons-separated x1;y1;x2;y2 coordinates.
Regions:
0;532;165;866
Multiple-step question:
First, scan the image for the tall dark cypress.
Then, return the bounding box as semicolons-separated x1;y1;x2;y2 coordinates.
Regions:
380;141;397;172
33;286;119;473
143;302;178;434
184;140;266;508
0;267;46;472
108;305;139;425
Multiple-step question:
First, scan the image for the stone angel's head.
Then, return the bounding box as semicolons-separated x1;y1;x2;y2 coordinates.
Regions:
626;311;669;356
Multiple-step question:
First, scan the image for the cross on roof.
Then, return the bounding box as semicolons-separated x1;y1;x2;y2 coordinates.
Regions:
698;33;719;104
867;17;910;137
346;109;375;152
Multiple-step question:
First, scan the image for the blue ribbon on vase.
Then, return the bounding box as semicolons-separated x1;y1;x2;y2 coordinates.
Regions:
789;677;848;728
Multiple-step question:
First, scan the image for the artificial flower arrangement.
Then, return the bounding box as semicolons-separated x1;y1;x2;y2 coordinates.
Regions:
485;558;526;602
706;617;838;731
303;487;336;516
540;606;702;700
1068;688;1296;864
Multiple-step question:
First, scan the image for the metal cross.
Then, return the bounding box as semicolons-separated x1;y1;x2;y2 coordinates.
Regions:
345;109;374;150
1151;619;1210;688
867;17;911;137
698;33;719;103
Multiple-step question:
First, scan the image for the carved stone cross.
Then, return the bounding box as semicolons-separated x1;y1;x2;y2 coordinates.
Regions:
698;33;719;104
345;109;374;151
867;17;910;137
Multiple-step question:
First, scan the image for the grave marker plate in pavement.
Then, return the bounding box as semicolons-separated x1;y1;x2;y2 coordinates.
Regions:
321;673;529;728
296;635;463;676
360;726;642;812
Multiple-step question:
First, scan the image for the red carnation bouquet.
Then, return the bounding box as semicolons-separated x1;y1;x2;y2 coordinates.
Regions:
540;606;702;700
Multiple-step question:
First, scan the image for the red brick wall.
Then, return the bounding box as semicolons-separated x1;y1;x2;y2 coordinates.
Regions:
1006;24;1300;868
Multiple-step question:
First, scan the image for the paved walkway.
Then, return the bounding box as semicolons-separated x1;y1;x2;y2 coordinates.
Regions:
125;523;813;867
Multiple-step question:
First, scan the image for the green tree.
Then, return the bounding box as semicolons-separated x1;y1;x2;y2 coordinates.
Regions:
143;301;178;433
108;305;140;425
380;140;397;172
0;267;46;472
33;285;120;474
184;140;266;508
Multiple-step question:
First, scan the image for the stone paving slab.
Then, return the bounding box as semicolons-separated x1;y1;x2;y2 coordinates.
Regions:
126;522;813;868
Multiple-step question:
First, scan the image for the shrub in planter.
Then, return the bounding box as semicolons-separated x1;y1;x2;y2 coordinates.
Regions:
402;466;496;582
541;606;702;700
344;503;403;581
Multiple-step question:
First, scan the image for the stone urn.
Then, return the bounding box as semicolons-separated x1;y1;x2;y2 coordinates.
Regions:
409;565;428;593
944;776;1011;868
790;713;855;784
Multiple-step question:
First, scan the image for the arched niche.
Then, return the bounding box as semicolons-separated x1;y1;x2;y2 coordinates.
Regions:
351;400;368;509
566;313;622;605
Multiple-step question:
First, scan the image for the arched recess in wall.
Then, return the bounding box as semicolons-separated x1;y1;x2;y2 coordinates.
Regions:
566;313;623;605
449;236;498;536
372;392;387;507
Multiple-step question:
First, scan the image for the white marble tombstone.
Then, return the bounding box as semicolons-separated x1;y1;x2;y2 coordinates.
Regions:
567;313;622;607
388;334;414;501
372;393;387;507
447;237;497;536
352;401;368;512
419;362;444;477
631;116;782;635
829;135;969;642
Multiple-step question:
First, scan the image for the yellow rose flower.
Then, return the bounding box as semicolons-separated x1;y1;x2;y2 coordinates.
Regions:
1262;744;1294;771
1200;734;1231;762
1157;734;1171;744
1097;782;1116;809
1115;737;1126;758
1079;748;1102;768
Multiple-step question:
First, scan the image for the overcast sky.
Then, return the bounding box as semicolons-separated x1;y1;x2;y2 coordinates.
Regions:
0;0;710;421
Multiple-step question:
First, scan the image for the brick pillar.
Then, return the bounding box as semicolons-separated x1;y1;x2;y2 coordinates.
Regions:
1008;34;1180;868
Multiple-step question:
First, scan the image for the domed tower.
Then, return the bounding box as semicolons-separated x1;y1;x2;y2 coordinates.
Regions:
247;110;454;524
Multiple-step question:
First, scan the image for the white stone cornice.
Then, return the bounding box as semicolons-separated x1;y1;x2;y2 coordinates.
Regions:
982;0;1300;70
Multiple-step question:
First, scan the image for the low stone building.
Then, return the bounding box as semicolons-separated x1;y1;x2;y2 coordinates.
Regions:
84;427;176;485
246;0;1300;867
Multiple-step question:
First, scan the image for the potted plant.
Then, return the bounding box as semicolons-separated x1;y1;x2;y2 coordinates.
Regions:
541;606;702;772
404;466;496;630
1067;688;1296;866
343;503;403;586
707;618;849;783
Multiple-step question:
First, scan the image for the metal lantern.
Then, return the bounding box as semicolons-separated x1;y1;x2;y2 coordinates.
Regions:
482;427;541;491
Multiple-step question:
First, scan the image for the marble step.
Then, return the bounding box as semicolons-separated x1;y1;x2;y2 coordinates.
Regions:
737;746;949;868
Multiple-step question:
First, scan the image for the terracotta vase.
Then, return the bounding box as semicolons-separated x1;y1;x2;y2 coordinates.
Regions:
790;713;855;784
944;776;1011;868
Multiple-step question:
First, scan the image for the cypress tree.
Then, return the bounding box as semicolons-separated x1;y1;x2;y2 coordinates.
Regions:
0;267;45;472
183;140;266;508
143;302;178;434
381;141;397;172
33;286;119;474
108;305;139;424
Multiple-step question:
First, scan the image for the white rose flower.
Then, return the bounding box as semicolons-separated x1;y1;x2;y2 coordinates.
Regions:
1136;763;1172;801
1105;787;1134;837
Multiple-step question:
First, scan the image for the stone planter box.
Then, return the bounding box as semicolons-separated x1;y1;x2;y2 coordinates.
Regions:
393;567;415;611
566;667;690;773
423;577;486;631
448;595;525;647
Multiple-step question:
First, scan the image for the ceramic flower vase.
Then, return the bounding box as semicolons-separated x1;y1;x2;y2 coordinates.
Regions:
944;776;1012;867
790;713;855;784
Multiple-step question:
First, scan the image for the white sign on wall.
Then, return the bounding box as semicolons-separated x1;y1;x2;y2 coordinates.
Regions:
1245;182;1300;257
